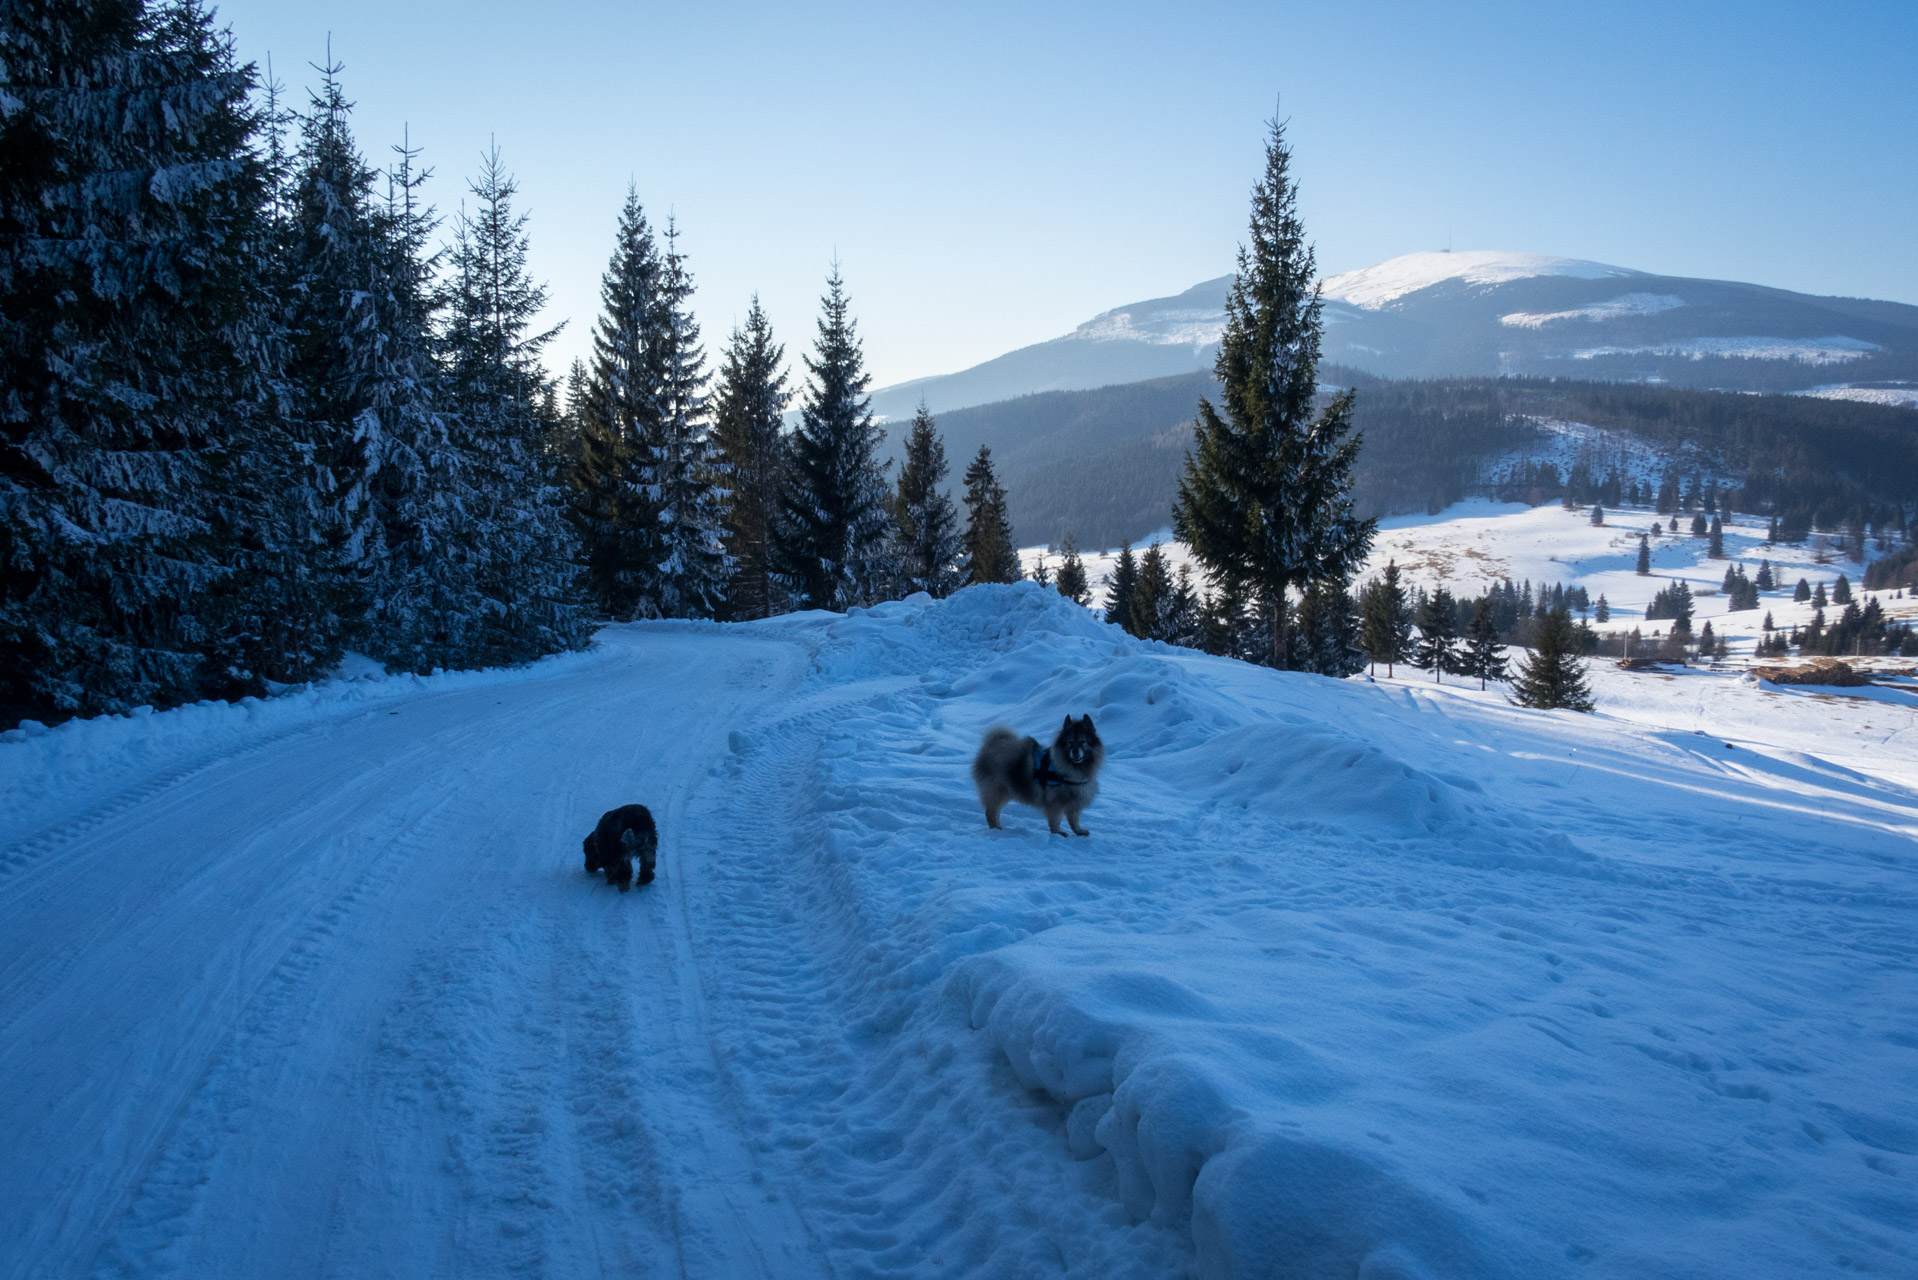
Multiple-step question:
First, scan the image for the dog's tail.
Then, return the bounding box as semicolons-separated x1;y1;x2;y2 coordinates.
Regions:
971;725;1022;782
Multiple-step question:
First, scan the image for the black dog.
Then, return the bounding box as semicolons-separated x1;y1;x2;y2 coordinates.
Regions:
582;804;658;892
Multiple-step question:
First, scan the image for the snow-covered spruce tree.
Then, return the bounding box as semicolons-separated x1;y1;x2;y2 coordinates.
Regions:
960;445;1019;585
205;52;349;693
1412;587;1459;682
1636;533;1651;576
1358;559;1412;676
1128;542;1173;640
1464;598;1508;690
0;0;285;722
547;357;589;464
441;143;588;664
1103;543;1138;632
770;265;893;610
569;186;661;618
1055;535;1091;607
711;296;790;619
1296;579;1362;676
279;62;461;671
891;403;965;597
1510;607;1595;711
639;221;730;619
1173;116;1373;669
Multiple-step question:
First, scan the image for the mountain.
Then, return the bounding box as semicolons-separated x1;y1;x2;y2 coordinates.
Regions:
1318;251;1918;391
868;277;1230;421
872;252;1918;418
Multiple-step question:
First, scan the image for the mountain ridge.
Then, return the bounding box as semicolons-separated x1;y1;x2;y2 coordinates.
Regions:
870;252;1918;421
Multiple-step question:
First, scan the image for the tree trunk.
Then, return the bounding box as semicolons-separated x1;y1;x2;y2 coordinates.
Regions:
1269;584;1289;669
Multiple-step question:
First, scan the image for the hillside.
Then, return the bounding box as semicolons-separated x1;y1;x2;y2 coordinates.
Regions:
872;252;1918;421
932;370;1918;549
4;588;1913;1278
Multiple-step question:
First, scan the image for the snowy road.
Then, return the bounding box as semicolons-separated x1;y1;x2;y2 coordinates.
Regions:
1;630;825;1279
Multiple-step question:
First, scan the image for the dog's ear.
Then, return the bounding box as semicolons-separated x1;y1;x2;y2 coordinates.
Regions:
1062;715;1072;730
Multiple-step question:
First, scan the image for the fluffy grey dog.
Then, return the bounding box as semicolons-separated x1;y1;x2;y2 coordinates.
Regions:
971;715;1104;836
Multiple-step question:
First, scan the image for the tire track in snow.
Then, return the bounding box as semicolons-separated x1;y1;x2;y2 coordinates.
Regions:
686;682;1193;1279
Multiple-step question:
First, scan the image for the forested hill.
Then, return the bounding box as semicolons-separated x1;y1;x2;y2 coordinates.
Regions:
935;369;1918;549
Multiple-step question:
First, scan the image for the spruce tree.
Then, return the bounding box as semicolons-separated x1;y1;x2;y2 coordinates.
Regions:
1590;504;1605;526
960;445;1019;585
282;61;454;671
1594;594;1610;623
1129;542;1173;640
441;142;587;663
1636;532;1652;576
1297;579;1362;676
1055;535;1091;607
0;0;288;721
1166;564;1203;648
641;221;730;618
1172;116;1373;668
1708;514;1724;558
1464;597;1508;689
770;265;893;610
1833;574;1852;605
1510;607;1596;711
1794;577;1811;603
570;187;661;618
1412;587;1460;681
1104;543;1138;632
1027;553;1051;587
891;403;965;597
711;296;790;619
1358;560;1412;677
1200;580;1255;659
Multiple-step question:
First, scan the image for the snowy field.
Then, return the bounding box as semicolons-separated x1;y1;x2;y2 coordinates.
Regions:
1032;497;1914;662
4;582;1916;1278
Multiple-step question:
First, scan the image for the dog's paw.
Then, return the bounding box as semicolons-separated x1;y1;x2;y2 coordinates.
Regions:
1073;828;1092;837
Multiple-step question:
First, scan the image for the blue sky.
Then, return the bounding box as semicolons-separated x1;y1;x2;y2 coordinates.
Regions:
211;0;1917;390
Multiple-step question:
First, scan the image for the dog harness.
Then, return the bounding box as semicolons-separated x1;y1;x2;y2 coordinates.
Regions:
1032;745;1070;789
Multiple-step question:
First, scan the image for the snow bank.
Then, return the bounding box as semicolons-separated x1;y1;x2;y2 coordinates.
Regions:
0;644;606;850
750;582;1916;1277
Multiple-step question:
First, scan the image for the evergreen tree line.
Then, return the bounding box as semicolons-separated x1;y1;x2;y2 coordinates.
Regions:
0;2;1026;729
2;5;589;727
1347;562;1593;709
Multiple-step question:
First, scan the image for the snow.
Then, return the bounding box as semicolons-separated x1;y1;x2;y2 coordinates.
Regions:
1500;292;1687;328
1799;384;1918;408
1070;306;1226;349
5;578;1917;1278
1572;335;1880;364
1322;251;1640;310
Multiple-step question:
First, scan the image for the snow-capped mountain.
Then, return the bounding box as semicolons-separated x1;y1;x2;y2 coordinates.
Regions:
871;252;1918;419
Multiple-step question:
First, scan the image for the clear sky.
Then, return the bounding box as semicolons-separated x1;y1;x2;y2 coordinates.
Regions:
210;0;1917;391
